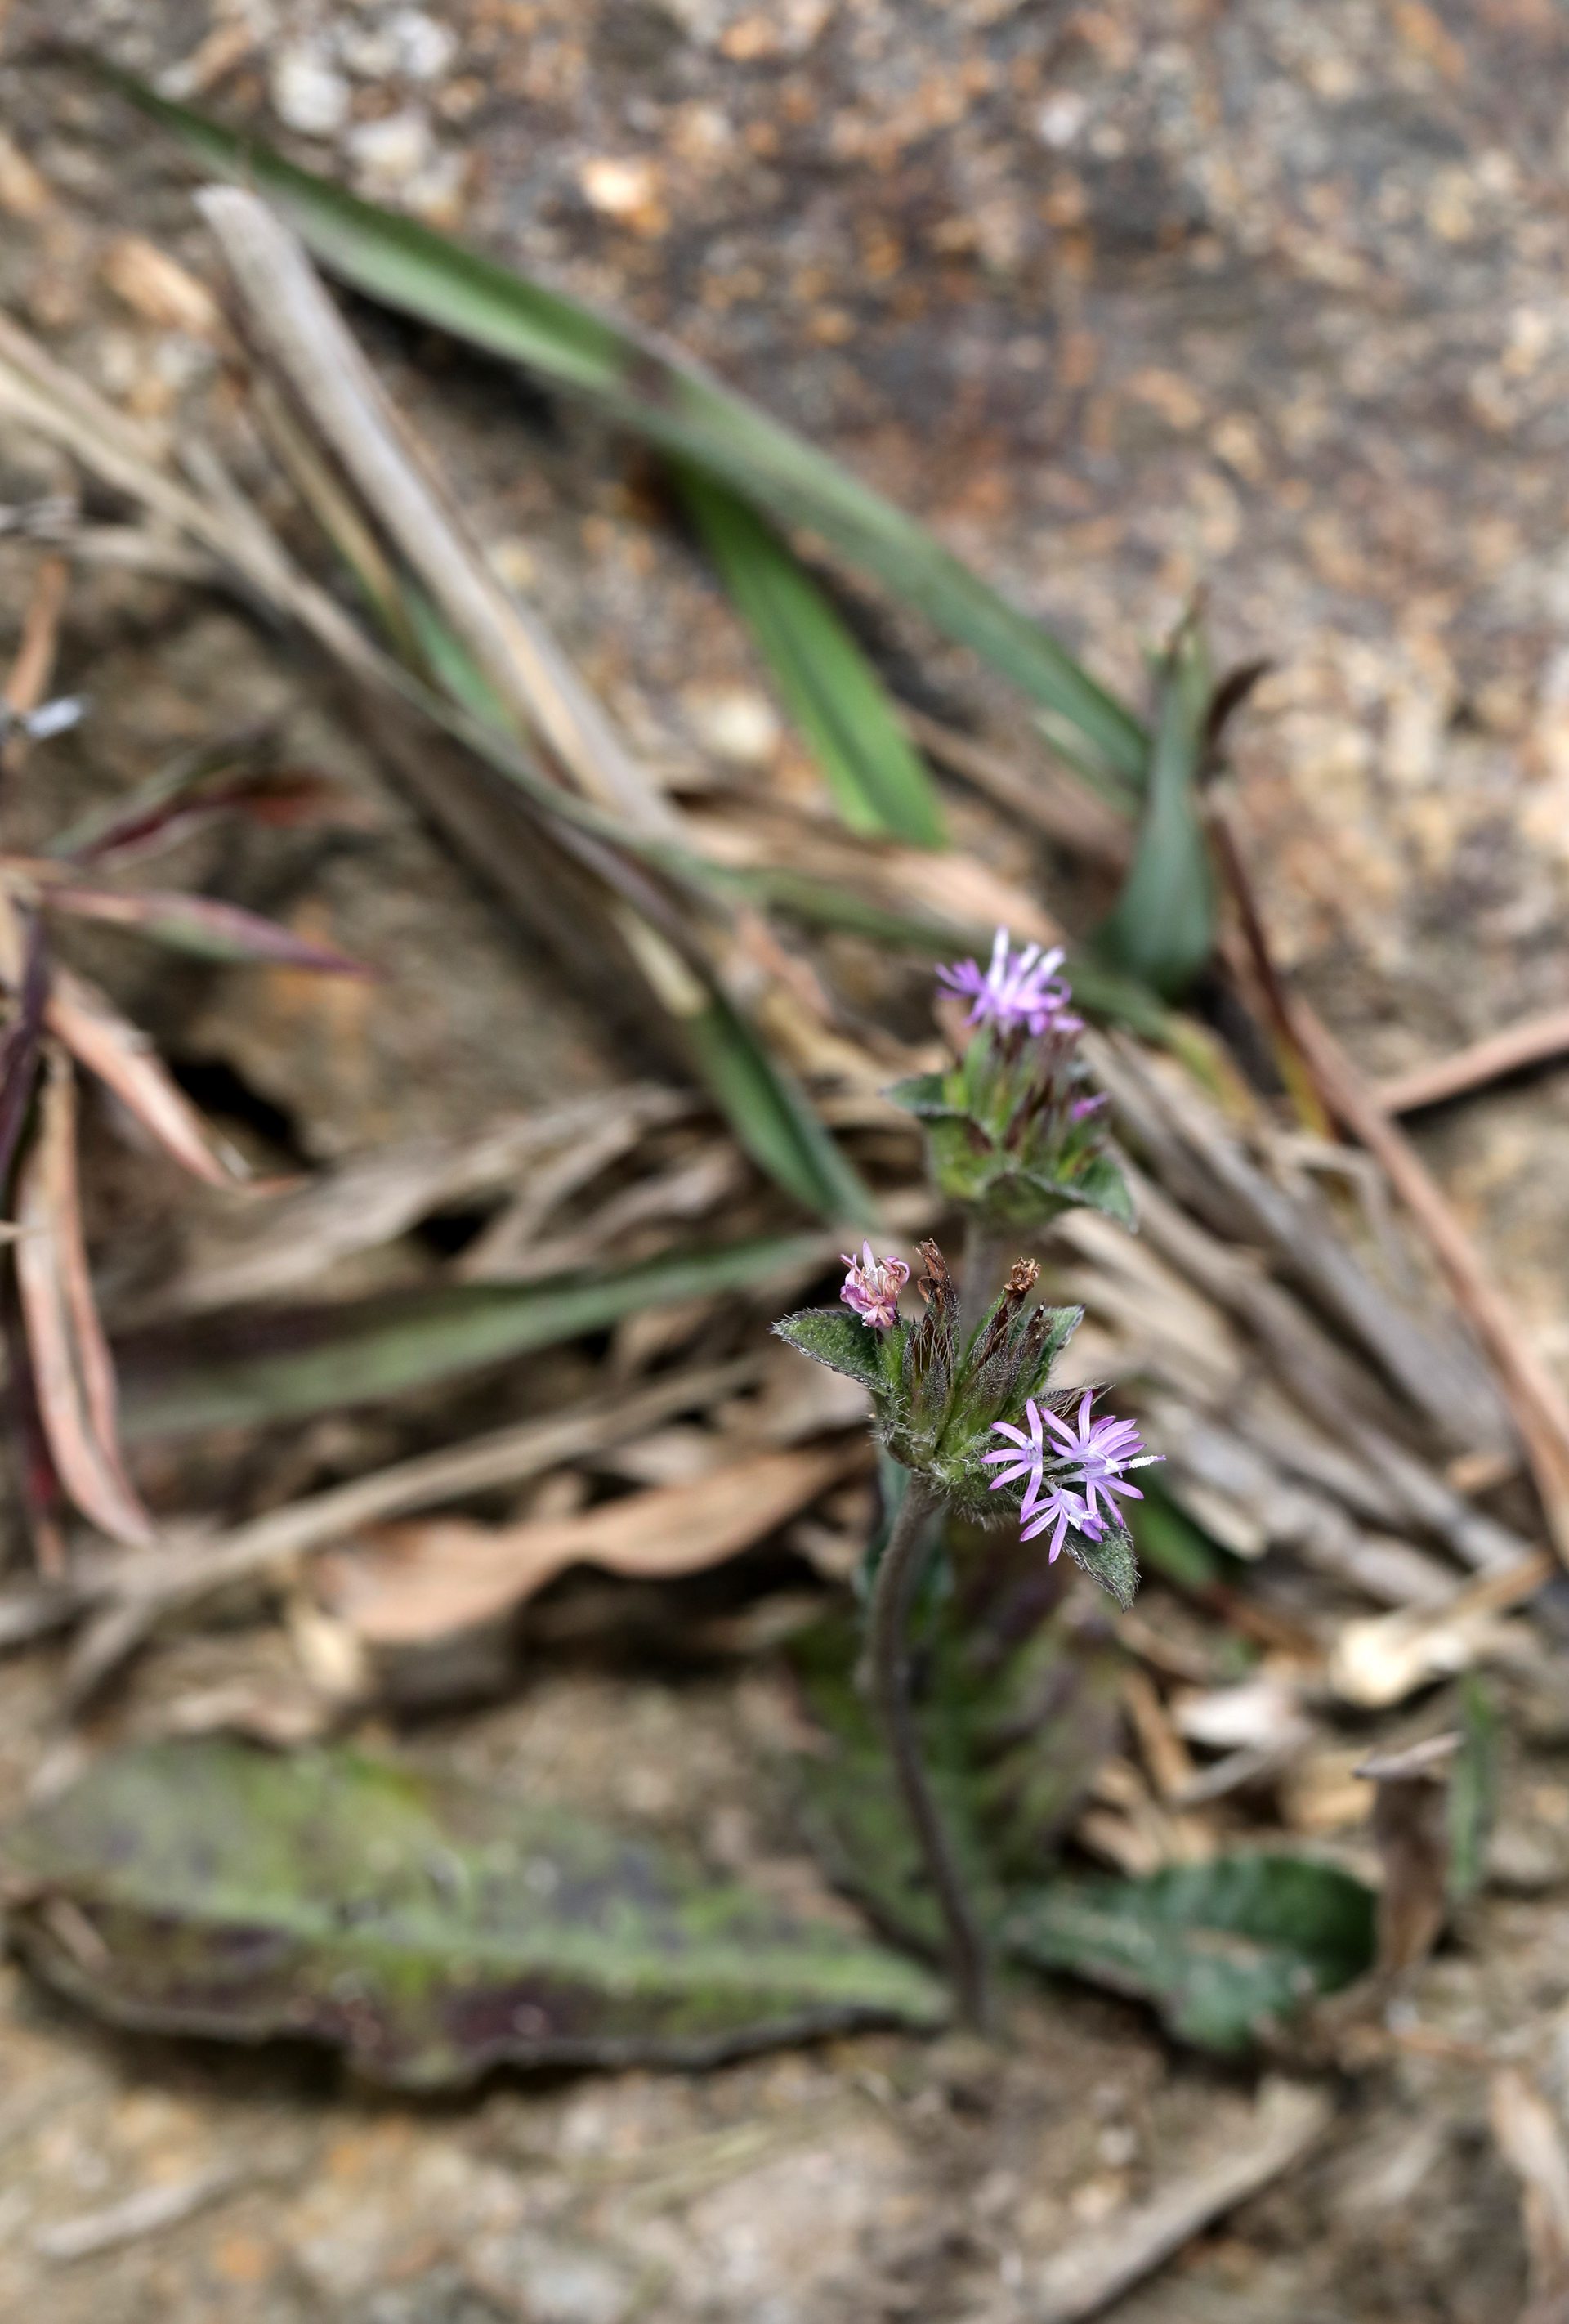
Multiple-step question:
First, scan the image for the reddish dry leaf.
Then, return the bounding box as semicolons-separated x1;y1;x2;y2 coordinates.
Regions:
14;1054;154;1545
45;964;244;1188
319;1442;858;1646
2;552;67;763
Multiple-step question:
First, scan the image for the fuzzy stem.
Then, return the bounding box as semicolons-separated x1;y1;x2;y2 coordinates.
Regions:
961;1212;1008;1323
866;1475;990;2027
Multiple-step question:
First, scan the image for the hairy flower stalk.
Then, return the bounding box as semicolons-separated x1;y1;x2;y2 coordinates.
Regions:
865;1471;990;2026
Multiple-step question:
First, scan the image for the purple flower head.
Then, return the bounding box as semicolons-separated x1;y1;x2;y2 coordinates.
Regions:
984;1390;1160;1561
839;1240;910;1331
937;927;1075;1039
1070;1092;1109;1124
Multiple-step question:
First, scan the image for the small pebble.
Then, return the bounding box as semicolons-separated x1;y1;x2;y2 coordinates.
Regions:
270;46;352;139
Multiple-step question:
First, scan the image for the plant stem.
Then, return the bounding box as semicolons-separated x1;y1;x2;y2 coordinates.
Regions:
866;1475;990;2027
961;1212;1008;1323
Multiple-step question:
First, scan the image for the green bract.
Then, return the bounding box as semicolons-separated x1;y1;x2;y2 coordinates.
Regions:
775;1248;1051;1504
773;1247;1138;1605
889;1028;1133;1231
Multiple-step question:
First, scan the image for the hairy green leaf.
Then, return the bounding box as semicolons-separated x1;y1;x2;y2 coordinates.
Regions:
1064;1516;1140;1611
1007;1854;1375;2053
1;1740;945;2084
772;1306;885;1391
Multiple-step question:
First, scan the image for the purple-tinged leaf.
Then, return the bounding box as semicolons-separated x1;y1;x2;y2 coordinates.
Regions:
38;881;367;974
0;1739;945;2084
13;1054;154;1546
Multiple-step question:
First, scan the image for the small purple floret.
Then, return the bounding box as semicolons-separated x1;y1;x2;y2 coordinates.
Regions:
839;1239;910;1331
937;927;1076;1038
985;1390;1160;1560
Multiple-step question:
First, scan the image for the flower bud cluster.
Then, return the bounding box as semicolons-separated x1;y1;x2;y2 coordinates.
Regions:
775;1238;1145;1605
892;931;1129;1232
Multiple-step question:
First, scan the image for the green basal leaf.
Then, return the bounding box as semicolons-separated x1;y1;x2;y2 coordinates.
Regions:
1063;1517;1140;1611
1;1740;945;2083
772;1306;888;1393
97;69;1151;786
788;1612;1008;1955
1006;1854;1376;2053
678;466;945;848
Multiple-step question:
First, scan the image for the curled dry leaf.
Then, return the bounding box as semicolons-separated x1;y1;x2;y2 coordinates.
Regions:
318;1442;859;1647
1357;1732;1460;1977
13;1055;153;1546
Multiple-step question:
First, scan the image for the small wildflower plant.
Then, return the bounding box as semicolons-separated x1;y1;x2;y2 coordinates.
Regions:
891;929;1133;1231
772;931;1158;2023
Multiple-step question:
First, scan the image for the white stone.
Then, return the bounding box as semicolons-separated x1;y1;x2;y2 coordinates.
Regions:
271;44;352;137
346;108;435;188
388;8;458;79
1035;91;1088;149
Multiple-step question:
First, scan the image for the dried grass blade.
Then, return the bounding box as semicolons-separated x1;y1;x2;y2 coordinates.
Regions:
46;965;243;1188
14;1055;154;1545
1379;1006;1569;1117
56;1355;759;1692
1290;1001;1569;1565
199;185;677;838
1;550;68;772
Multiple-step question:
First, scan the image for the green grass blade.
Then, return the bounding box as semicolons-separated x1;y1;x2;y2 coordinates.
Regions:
119;1230;836;1439
1093;616;1218;999
384;589;876;1221
683;988;877;1224
100;69;1150;786
678;468;944;847
716;864;1174;1038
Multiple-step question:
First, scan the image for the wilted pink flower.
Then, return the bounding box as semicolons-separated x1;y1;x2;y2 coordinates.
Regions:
839;1240;910;1330
937;928;1077;1038
986;1390;1160;1560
